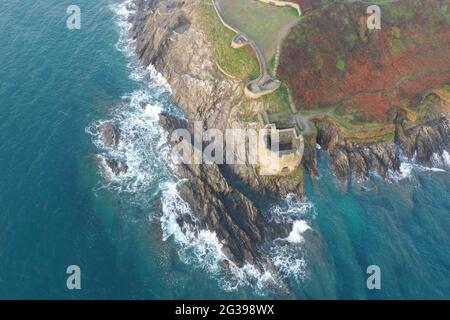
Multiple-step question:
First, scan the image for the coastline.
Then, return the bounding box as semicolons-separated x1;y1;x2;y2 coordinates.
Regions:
1;0;450;300
111;0;310;295
106;0;450;293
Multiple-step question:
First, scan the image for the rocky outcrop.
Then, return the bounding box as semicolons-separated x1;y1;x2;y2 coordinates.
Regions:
395;94;450;166
159;114;291;275
95;121;128;176
131;0;247;129
100;158;128;176
313;93;449;185
98;122;120;148
314;118;398;183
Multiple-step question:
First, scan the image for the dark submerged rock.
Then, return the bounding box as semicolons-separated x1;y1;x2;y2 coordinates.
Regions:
98;122;120;148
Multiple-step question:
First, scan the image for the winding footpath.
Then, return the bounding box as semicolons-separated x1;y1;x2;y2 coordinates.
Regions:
212;0;268;80
212;0;301;98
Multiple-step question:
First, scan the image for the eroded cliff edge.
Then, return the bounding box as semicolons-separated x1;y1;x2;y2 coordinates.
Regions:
313;98;450;185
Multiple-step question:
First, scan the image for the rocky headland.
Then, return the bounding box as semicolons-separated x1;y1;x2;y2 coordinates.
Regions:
126;0;305;282
98;0;449;283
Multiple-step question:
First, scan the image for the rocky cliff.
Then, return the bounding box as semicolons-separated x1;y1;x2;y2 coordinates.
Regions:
312;93;450;185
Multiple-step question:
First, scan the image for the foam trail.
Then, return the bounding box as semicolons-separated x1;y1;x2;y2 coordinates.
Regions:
268;193;315;223
388;152;448;182
266;194;315;282
271;245;307;282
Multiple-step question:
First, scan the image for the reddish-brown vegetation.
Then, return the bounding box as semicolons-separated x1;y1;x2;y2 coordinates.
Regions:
293;0;323;12
279;0;450;123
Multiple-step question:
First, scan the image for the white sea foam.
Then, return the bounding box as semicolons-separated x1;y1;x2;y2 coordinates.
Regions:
443;150;450;168
431;150;450;169
271;244;307;283
265;194;315;281
392;162;414;181
225;263;277;294
111;0;135;55
286;220;311;244
159;180;278;293
268;193;315;223
145;64;172;95
86;89;169;194
87;0;287;294
388;152;448;182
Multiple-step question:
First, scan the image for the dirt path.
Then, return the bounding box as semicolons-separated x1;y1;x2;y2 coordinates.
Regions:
294;108;336;135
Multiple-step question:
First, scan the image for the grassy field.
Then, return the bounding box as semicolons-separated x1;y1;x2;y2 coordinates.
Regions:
199;1;259;80
218;0;300;62
331;114;395;143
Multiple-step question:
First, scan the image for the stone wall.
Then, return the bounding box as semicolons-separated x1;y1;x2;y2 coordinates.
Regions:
256;0;302;16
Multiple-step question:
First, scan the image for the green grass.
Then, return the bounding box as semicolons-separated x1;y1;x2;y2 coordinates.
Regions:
344;33;357;49
258;165;304;186
218;0;300;62
268;55;276;75
331;113;395;143
262;82;291;114
199;2;295;121
335;56;346;72
199;2;259;79
287;7;300;17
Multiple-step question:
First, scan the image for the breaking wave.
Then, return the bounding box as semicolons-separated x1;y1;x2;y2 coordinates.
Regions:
266;194;316;283
268;193;315;224
431;150;450;169
388;151;449;182
286;220;311;244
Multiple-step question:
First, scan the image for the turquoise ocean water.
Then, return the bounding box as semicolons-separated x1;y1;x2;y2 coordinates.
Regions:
0;0;449;299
